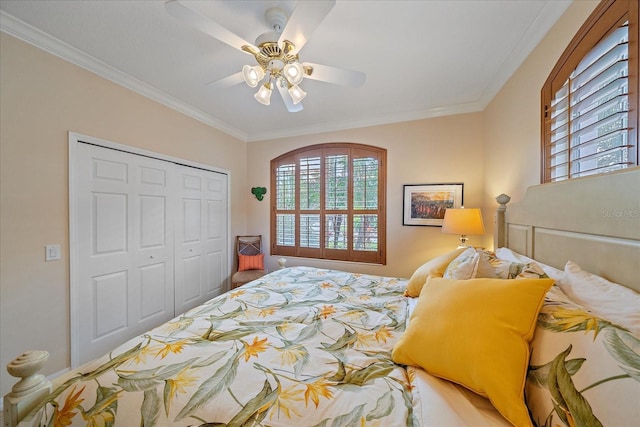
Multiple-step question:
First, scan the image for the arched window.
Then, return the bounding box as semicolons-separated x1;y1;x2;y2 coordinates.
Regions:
271;143;386;264
542;0;638;182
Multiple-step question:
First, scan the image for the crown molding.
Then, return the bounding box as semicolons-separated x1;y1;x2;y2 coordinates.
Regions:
247;101;484;142
477;0;572;107
0;10;248;142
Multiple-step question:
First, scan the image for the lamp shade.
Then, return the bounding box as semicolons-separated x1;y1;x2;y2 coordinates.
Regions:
254;82;273;105
242;65;265;88
442;208;485;236
283;62;304;85
288;84;307;104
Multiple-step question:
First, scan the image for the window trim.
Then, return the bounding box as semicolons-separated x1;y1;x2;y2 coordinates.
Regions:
541;0;638;183
270;143;387;264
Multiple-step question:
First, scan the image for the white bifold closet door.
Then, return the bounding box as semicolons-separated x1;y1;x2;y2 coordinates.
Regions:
174;166;227;315
74;142;227;365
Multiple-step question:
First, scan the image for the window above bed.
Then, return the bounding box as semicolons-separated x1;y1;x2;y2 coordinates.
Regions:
541;0;638;183
270;143;386;264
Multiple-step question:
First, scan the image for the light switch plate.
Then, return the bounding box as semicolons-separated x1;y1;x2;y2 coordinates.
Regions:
45;244;61;261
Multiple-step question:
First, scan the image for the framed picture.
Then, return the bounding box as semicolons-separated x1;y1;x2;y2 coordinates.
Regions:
403;183;463;226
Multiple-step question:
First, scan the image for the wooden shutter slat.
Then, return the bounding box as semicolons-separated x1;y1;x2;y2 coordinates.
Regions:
541;0;637;183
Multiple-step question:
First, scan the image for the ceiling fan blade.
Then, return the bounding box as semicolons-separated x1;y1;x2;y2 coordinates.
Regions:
277;83;303;113
278;0;336;53
165;0;257;54
206;71;244;89
303;62;366;87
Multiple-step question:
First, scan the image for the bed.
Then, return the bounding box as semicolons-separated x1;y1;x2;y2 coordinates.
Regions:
4;168;640;426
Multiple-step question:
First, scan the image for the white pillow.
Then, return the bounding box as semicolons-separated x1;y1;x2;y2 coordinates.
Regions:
559;260;640;336
494;247;532;263
442;247;479;280
475;249;548;279
495;247;563;281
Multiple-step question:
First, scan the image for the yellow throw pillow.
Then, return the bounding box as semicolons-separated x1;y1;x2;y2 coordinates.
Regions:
392;276;554;427
404;248;466;297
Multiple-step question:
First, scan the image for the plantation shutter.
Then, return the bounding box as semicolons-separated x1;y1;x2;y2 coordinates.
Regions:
542;0;638;183
271;143;386;264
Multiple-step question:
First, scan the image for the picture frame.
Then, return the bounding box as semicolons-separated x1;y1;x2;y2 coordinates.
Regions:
402;183;463;226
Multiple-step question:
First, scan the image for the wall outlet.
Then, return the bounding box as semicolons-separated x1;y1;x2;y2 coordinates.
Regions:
45;244;61;261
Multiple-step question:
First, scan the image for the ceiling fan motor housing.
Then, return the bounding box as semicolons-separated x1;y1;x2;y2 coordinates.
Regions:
265;7;288;33
255;32;281;49
254;7;291;53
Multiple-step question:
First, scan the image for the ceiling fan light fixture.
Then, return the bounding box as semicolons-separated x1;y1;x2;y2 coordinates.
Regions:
167;0;365;112
242;65;265;88
254;81;273;105
283;62;304;85
288;84;307;105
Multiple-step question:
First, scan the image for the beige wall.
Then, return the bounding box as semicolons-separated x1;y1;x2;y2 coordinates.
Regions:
0;33;246;396
483;1;599;207
247;114;485;278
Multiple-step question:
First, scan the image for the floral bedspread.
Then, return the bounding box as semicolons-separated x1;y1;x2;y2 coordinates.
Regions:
21;267;418;426
526;286;640;426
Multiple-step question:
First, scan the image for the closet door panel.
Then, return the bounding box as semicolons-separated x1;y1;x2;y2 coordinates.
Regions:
75;143;175;366
93;193;128;255
203;174;227;298
175;170;204;315
131;154;175;337
93;271;129;338
183;198;202;242
182;255;203;303
175;167;228;315
139;262;168;320
206;251;223;295
140;195;166;248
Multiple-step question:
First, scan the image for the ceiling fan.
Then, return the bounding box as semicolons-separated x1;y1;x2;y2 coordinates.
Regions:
165;0;365;112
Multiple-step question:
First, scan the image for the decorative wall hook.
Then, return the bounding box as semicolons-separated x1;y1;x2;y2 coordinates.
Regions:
251;187;267;201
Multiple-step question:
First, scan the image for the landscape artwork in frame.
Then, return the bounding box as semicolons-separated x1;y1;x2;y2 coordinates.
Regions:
403;183;463;226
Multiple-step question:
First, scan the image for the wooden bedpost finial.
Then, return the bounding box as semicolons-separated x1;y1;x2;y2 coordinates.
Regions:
496;193;511;208
5;351;52;426
7;351;49;397
494;194;511;250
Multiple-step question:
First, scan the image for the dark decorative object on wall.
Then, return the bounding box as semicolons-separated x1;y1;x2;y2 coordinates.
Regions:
251;187;267;201
403;183;463;226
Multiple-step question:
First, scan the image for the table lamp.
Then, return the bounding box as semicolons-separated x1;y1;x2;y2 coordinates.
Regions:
442;207;485;248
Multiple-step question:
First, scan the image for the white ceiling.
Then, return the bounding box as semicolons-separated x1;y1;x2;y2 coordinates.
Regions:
0;0;571;142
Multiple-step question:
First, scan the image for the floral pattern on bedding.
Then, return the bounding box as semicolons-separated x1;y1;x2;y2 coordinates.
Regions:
21;267;418;427
526;286;640;427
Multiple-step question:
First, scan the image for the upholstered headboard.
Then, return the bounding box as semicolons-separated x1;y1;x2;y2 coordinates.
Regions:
495;168;640;292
